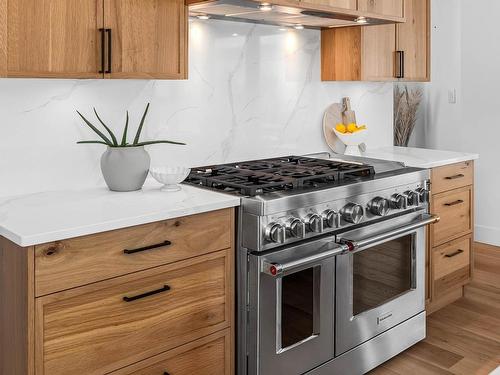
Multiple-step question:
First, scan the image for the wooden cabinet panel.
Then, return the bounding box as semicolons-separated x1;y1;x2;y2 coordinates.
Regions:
104;0;187;79
35;208;232;296
397;0;430;81
431;187;472;248
361;24;396;81
1;0;103;78
321;27;361;81
433;236;471;282
35;250;232;375
357;0;404;18
300;0;357;10
109;329;231;375
431;161;474;195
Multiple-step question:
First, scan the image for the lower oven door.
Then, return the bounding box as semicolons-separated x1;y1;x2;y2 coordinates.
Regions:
248;239;343;375
335;213;427;356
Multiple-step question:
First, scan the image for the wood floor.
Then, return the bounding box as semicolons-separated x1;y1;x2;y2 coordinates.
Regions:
369;243;500;375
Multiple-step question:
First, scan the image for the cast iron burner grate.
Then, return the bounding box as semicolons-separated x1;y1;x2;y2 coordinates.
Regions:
184;156;375;196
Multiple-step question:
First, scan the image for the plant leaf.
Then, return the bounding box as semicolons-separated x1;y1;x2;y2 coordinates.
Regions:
133;140;187;147
77;141;109;145
93;108;118;146
76;111;113;146
121;111;129;146
133;103;150;145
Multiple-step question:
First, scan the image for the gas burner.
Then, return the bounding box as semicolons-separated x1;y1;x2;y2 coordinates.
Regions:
184;156;376;196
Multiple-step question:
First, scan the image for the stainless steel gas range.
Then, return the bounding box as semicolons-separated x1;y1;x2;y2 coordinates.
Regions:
184;155;439;375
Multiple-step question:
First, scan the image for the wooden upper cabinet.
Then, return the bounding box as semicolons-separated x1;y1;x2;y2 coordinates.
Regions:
396;0;430;81
104;0;187;79
299;0;357;10
0;0;103;78
357;0;404;18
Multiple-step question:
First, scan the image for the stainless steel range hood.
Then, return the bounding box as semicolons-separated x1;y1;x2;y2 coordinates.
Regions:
188;0;404;29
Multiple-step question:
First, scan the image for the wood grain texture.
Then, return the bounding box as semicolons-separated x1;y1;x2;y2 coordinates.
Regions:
431;161;474;195
104;0;187;79
35;249;232;375
473;242;500;288
300;0;356;9
0;237;35;375
358;0;404;18
396;0;430;81
321;27;361;81
361;24;397;80
35;208;232;296
2;0;103;78
433;235;471;281
109;329;231;375
370;281;500;375
431;187;473;247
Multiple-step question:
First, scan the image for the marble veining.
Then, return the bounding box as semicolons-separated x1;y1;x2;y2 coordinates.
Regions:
0;19;394;198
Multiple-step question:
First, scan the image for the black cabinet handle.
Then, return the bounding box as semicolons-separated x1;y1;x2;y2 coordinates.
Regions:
445;174;465;180
106;28;112;73
123;285;171;302
396;50;405;79
444;199;464;207
99;28;105;74
123;240;172;255
163;372;170;375
445;249;464;258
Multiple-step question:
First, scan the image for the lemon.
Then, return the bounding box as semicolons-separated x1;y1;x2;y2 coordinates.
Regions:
335;123;347;133
347;123;357;133
358;125;367;130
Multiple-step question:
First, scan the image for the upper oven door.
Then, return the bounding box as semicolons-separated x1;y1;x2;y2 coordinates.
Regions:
248;239;343;375
335;213;427;356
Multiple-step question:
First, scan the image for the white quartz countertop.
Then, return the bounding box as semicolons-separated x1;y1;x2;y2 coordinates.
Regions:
361;146;479;169
0;183;240;247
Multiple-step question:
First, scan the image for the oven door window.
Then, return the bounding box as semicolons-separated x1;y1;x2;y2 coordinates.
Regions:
280;267;319;350
352;234;414;316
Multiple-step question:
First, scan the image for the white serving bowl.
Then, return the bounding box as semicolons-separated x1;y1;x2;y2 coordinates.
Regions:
150;166;191;192
333;128;368;156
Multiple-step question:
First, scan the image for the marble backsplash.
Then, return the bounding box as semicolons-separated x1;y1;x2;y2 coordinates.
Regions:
0;19;393;198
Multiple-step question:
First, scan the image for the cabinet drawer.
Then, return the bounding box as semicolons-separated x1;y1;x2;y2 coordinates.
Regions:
109;329;231;375
431;161;473;194
433;236;471;297
35;208;232;296
431;187;472;246
35;250;232;375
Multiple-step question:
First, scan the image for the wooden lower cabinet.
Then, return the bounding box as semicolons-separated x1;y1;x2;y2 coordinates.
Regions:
0;208;235;375
427;162;474;314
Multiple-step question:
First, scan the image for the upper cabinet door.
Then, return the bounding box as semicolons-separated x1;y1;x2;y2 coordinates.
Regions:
396;0;430;81
299;0;357;10
0;0;103;78
104;0;187;79
357;0;404;18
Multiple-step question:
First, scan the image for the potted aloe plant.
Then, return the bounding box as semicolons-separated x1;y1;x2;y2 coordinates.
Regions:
77;103;185;192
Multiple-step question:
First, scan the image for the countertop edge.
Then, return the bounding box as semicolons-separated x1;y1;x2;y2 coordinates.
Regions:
1;198;241;248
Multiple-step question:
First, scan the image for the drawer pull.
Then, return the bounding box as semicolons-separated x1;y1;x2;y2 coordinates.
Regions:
445;174;465;180
163;372;170;375
444;199;464;207
123;285;171;302
445;249;464;258
123;240;172;255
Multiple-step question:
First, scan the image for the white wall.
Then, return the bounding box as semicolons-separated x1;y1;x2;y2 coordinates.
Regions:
425;0;499;246
0;19;394;198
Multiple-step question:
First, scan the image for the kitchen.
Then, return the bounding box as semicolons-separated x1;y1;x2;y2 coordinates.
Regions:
0;0;497;375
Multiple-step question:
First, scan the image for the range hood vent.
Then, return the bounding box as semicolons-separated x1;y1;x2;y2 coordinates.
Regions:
188;0;401;29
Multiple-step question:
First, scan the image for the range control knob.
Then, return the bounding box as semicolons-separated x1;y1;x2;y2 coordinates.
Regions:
368;197;390;217
403;190;420;206
391;193;408;210
286;218;306;239
265;222;286;244
322;209;340;228
306;213;323;233
416;187;429;203
341;203;364;224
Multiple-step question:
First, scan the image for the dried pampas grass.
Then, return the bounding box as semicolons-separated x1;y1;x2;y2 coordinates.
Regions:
394;85;423;147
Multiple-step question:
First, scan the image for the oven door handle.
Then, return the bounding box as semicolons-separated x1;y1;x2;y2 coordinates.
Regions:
338;213;440;255
261;214;440;277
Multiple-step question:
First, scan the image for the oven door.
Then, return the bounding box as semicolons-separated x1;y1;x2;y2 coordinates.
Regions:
248;239;344;375
335;213;428;356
